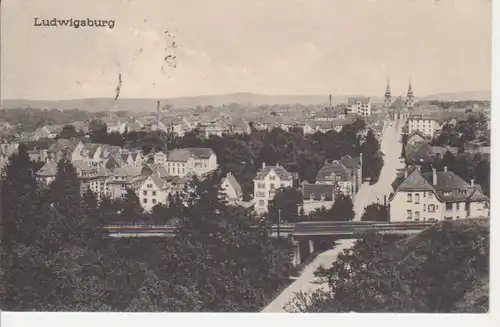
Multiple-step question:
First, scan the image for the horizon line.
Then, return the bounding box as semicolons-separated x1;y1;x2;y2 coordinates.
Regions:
0;89;491;102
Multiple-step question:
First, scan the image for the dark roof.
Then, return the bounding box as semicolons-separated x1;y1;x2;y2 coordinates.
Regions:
254;165;293;181
302;183;336;201
22;139;54;150
340;155;360;170
405;142;435;164
393;169;488;203
316;161;351;182
167;148;215;161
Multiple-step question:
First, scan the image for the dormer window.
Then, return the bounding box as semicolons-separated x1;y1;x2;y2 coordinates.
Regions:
309;193;315;200
444;191;452;196
320;193;326;201
459;190;467;195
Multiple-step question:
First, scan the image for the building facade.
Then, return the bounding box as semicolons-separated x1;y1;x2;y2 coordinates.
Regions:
253;163;294;214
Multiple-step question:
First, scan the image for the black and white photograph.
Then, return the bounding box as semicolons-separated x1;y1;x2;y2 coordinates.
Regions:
0;0;494;317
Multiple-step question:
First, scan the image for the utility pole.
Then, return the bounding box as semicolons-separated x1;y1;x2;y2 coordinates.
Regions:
277;208;281;239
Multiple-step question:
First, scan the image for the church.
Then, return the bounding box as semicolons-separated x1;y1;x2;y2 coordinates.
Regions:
384;79;415;120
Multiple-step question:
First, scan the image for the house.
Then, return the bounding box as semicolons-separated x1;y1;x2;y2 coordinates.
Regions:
347;97;372;117
253;163;294;214
48;139;84;163
389;167;489;222
106;121;128;134
406;130;426;145
303;119;354;135
221;172;243;202
72;160;111;200
71;121;89;134
34;125;64;140
23;139;54;163
121;149;144;168
138;172;170;212
35;161;58;185
165;147;218;177
153;151;167;165
301;182;337;214
315;159;356;198
407;113;443;137
106;166;148;200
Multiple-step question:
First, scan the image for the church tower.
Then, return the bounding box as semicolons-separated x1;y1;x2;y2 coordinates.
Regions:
384;79;392;108
406;78;414;109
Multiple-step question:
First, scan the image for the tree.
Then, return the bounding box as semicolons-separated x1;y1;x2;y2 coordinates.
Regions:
59;124;79;139
119;189;144;223
268;187;302;223
329;194;355;221
361;204;390;222
89;120;109;143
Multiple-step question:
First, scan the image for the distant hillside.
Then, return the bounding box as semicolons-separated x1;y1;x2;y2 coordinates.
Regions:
0;90;490;112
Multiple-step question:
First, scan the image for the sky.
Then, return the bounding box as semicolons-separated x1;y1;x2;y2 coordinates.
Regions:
0;0;492;100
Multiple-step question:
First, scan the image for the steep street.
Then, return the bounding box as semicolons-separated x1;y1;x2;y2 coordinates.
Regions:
261;239;357;313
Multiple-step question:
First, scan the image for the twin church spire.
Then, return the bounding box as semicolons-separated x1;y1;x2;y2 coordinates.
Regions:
384;77;414;109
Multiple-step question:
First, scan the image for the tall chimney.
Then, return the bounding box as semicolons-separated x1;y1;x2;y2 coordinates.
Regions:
432;168;437;186
329;94;332;108
262;162;266;169
471;178;474;186
156;100;161;130
444;166;447;172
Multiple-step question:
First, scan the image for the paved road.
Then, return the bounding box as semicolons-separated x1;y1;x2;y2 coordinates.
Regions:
354;118;406;220
262;239;357;313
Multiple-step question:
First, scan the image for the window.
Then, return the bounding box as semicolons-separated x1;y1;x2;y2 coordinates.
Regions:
446;203;453;211
336;175;341;181
459;190;466;195
415;211;420;221
256;191;265;198
407;210;412;220
258;200;265;206
428;192;433;199
320;193;326;201
423;204;426;211
281;183;285;188
269;176;276;181
152;191;156;196
456;202;460;210
147;184;152;188
428;204;436;212
143;198;147;203
444;217;453;221
415;193;420;204
444;191;452;196
407;193;412;202
270;183;275;189
152;199;157;204
143;190;147;195
423;192;426;198
456;216;460;220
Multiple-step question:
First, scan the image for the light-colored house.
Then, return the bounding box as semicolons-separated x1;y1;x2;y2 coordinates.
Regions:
165;148;218;177
35;161;58;185
301;182;337;214
106;166;148;200
389;167;489;222
107;121;128;134
138;172;169;212
407;113;442;137
48;139;84;163
253;163;294;214
406;130;426;145
72;160;110;200
315;159;356;198
221;172;243;201
347;97;372;117
34;125;64;140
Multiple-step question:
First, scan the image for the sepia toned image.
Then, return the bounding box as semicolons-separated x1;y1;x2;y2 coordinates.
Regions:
0;0;492;313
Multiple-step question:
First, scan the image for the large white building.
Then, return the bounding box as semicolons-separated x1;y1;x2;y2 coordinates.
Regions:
389;167;489;222
253;163;294;214
347;97;372;117
407;113;442;137
156;148;218;177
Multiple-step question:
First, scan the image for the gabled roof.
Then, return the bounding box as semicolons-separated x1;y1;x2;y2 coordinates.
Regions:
48;139;81;153
392;168;489;203
223;173;242;197
36;161;58;177
302;182;336;201
45;125;64;134
167;148;215;161
82;143;101;157
72;160;95;172
254;165;293;181
340;155;360;170
397;169;435;192
316;161;351;182
407;130;425;140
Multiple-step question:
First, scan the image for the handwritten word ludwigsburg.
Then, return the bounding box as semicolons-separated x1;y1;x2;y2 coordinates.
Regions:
34;18;115;29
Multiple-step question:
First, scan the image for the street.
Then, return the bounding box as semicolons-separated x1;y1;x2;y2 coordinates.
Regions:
261;238;357;313
354;117;406;220
262;117;406;313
